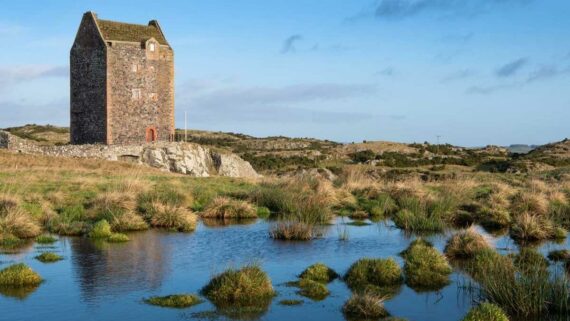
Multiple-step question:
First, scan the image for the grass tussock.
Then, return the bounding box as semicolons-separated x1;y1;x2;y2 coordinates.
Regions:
148;202;197;232
35;252;63;263
402;240;452;292
444;228;491;259
201;265;275;309
344;258;403;293
299;263;338;283
35;235;57;244
107;233;130;243
144;294;202;308
88;219;113;239
510;213;557;242
269;221;316;241
296;278;330;301
461;303;509;321
0;195;41;239
0;263;42;286
201;197;257;219
343;292;388;320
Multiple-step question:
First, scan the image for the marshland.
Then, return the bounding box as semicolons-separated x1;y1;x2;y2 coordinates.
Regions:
2;132;570;321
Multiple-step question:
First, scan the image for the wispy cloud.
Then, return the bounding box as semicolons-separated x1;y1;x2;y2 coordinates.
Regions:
441;69;475;83
0;65;68;90
281;34;303;54
351;0;532;21
375;68;396;77
495;58;528;77
467;65;570;94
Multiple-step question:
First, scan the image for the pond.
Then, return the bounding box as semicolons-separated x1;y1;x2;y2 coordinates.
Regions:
1;218;569;321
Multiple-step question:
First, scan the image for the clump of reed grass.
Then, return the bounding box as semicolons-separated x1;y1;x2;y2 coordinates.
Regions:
512;248;549;273
344;258;403;291
201;265;276;309
510;213;556;242
148;202;197;232
256;206;271;219
35;252;63;263
444;228;491;259
35;235;57;244
467;248;570;317
88;219;112;238
47;205;88;236
299;263;338;283
478;207;511;230
0;263;42;286
107;233;130;243
393;209;446;232
342;292;388;320
0;233;23;248
201;197;257;219
510;192;548;217
296;278;330;301
269;221;316;241
461;303;509;321
401;239;452;291
548;249;570;262
0;198;41;239
144;294;202;308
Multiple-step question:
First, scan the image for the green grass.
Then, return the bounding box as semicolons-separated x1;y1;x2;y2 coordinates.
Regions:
444;229;490;259
107;233;130;243
35;235;57;244
295;278;329;301
461;303;509;321
35;252;63;263
344;258;403;291
201;265;275;309
144;294;202;308
402;239;452;292
299;263;338;283
88;219;112;239
0;263;42;286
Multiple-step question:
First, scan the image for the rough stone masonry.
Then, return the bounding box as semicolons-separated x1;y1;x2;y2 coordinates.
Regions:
70;11;174;145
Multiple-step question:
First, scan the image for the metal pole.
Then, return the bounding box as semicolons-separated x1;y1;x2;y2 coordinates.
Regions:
185;111;188;142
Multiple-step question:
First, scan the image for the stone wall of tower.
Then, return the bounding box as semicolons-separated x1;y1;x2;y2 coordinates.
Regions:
106;40;174;145
70;13;108;144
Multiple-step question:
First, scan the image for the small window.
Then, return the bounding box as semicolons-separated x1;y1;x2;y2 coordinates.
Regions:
131;64;138;73
149;43;155;52
132;89;142;101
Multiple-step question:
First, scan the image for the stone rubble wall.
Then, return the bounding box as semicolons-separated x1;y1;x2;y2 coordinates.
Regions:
0;130;259;178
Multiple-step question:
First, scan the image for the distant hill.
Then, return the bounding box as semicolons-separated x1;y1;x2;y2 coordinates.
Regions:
507;144;539;154
521;139;570;167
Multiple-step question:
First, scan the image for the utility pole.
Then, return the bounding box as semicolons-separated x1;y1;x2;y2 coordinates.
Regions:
436;135;441;155
184;111;188;142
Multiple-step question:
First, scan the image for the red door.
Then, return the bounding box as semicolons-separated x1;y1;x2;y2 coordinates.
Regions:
146;127;157;143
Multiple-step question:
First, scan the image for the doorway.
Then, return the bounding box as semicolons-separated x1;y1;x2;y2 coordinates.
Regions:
146;127;157;143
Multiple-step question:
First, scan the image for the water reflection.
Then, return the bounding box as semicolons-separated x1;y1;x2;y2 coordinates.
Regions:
0;285;39;300
71;231;169;301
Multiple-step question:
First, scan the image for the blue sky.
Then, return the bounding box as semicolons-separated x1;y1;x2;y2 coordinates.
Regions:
0;0;569;146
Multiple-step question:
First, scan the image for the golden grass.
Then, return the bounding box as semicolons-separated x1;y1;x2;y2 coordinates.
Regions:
201;197;257;219
444;227;491;259
148;202;197;232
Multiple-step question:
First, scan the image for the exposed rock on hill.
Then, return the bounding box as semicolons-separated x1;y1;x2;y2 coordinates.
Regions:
0;130;259;178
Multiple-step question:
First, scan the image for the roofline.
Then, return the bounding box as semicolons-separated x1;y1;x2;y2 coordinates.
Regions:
148;20;170;46
86;11;107;45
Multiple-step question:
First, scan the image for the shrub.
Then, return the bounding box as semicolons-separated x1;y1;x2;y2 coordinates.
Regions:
144;294;202;308
299;263;338;283
510;213;555;241
148;203;197;232
461;303;509;321
296;278;329;301
269;221;315;241
548;249;570;262
35;252;63;263
402;240;452;291
444;228;490;259
35;235;57;244
108;233;130;243
343;292;388;319
0;264;42;286
88;219;112;238
201;197;257;219
344;258;403;291
201;265;275;309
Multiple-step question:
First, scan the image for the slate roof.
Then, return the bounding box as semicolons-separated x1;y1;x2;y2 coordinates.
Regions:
96;19;169;45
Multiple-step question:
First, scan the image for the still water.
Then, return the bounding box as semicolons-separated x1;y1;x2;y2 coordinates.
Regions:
1;218;568;321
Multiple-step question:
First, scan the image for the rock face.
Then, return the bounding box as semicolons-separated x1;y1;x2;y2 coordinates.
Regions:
0;130;259;178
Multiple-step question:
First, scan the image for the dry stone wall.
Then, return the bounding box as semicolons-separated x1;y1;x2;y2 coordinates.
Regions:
0;131;258;178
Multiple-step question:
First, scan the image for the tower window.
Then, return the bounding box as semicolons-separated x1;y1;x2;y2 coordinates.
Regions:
131;64;139;73
149;43;155;52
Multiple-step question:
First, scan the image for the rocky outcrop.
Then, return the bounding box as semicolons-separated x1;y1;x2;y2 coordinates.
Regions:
0;130;259;178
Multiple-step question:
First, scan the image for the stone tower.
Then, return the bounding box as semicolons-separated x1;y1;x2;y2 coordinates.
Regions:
70;11;174;145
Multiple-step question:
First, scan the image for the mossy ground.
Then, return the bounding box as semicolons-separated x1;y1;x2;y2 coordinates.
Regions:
144;294;202;308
